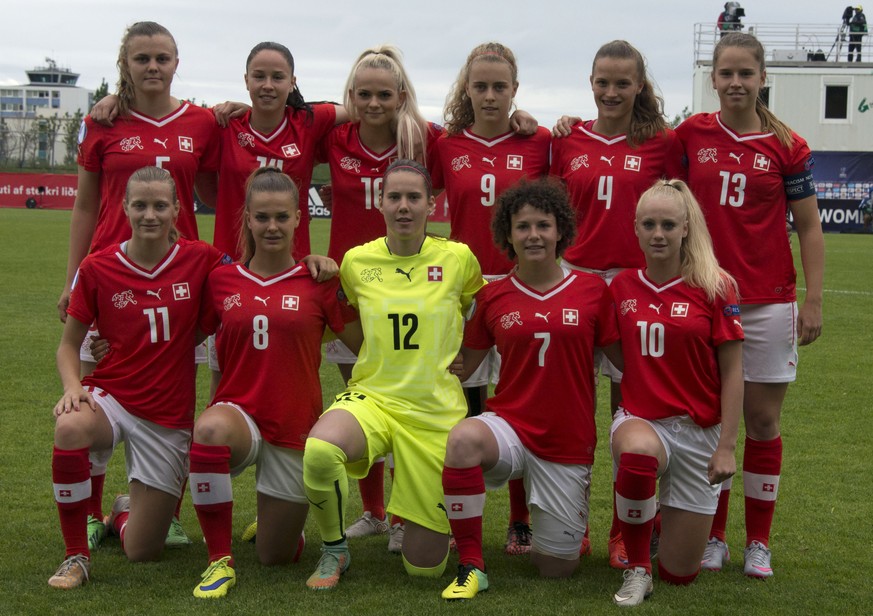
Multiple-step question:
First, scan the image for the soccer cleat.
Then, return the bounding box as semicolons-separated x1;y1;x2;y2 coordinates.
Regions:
193;556;236;598
441;564;489;600
613;566;653;607
387;523;404;554
86;515;106;551
503;521;532;556
743;540;774;578
344;512;388;538
241;519;258;543
701;537;730;571
105;494;130;535
165;516;192;548
48;554;90;590
608;533;630;569
306;545;350;590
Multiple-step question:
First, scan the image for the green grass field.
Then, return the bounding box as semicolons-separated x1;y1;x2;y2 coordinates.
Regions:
1;209;870;615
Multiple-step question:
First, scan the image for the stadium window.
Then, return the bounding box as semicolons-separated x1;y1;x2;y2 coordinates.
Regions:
824;85;849;120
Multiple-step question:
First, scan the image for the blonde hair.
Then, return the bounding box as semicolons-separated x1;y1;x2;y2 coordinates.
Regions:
637;179;738;302
592;40;669;147
344;45;430;164
238;167;299;262
444;42;518;135
124;166;179;243
713;32;795;148
116;22;178;117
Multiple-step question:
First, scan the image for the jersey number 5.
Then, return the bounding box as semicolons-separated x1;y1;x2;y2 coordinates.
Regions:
388;313;419;350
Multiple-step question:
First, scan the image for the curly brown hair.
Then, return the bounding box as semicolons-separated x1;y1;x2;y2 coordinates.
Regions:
491;178;576;260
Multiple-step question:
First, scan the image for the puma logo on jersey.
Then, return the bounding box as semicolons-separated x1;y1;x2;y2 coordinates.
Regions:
649;303;662;314
733;319;743;330
254;296;269;306
600;155;614;166
482;156;496;167
395;267;414;282
153;138;168;149
535;312;550;322
729;152;744;164
371;166;382;173
146;289;162;300
563;530;578;539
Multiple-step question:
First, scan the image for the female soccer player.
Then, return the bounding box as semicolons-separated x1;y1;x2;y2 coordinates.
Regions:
49;166;227;590
433;41;551;556
188;168;360;599
550;39;685;566
441;178;619;600
676;32;824;578
608;180;743;606
302;159;484;591
58;21;220;549
318;45;438;550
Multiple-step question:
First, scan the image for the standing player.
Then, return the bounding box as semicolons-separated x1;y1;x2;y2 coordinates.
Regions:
318;45;439;551
48;166;227;589
433;41;551;556
188;168;361;599
608;180;743;607
550;40;685;566
209;42;347;261
59;21;219;551
676;32;824;578
302;159;484;591
441;178;619;600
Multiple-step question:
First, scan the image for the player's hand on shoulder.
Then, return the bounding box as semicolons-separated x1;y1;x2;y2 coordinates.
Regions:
212;101;250;127
301;254;339;282
57;289;71;323
90;94;120;126
552;115;581;138
510;109;538;135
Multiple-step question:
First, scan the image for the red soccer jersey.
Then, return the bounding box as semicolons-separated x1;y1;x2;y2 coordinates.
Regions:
212;105;336;260
676;113;813;303
609;269;744;428
67;239;227;429
432;127;551;275
464;271;618;464
77;103;220;252
201;263;357;449
317;122;442;263
550;121;685;271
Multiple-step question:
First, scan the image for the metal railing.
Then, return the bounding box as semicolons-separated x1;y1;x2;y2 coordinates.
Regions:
693;22;868;65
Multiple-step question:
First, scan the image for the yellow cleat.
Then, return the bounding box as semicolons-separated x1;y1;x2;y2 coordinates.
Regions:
193;556;236;599
441;564;488;600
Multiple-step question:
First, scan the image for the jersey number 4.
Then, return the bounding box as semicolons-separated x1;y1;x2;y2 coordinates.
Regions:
388;313;419;350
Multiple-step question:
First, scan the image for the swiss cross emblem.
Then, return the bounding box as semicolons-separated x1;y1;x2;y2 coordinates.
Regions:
763;483;775;492
282;143;301;158
506;154;523;170
451;503;463;512
671;302;689;317
563;308;579;326
624;155;641;172
173;283;190;300
628;509;641;519
753;154;771;171
197;482;210;493
428;266;443;282
59;489;72;498
178;136;193;152
282;295;299;311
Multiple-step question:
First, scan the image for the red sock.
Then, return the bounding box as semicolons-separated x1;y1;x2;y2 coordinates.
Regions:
53;446;91;558
743;436;781;547
709;478;732;541
190;443;233;564
616;452;658;573
507;478;529;526
609;482;621;539
443;466;486;571
658;560;698;585
174;478;187;520
358;460;386;520
112;509;130;547
390;514;404;526
87;472;105;520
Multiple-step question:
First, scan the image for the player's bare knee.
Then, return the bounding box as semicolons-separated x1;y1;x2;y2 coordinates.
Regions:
445;420;485;466
530;546;579;578
53;414;95;449
192;414;232;445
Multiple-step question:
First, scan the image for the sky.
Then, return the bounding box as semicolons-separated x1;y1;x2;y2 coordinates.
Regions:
0;1;853;127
